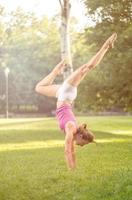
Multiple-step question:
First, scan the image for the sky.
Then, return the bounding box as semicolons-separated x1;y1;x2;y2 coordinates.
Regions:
0;0;92;30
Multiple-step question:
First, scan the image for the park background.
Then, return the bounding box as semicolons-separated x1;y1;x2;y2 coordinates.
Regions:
0;0;131;117
0;1;132;200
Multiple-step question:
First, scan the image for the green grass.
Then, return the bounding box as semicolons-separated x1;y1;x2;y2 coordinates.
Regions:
0;116;132;200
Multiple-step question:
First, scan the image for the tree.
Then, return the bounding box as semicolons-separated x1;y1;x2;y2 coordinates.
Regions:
0;5;90;115
59;0;73;79
0;8;61;114
77;0;132;112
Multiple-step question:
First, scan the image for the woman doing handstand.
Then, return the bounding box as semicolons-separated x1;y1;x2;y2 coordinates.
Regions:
35;33;117;170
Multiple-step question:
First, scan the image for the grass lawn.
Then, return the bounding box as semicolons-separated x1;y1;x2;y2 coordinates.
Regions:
0;116;132;200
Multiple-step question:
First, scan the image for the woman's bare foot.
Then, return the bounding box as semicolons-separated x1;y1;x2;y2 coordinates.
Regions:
109;33;117;48
104;33;117;49
53;60;66;75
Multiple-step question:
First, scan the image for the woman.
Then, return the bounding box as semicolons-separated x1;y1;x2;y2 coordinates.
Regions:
35;33;117;170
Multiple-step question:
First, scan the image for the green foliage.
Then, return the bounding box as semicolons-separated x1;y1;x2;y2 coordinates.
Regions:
84;0;132;23
77;0;132;112
0;117;131;200
0;7;61;114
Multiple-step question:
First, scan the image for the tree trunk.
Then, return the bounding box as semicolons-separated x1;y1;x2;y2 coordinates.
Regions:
59;0;73;80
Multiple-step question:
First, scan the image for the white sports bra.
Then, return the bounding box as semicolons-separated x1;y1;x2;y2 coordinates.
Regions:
56;81;77;101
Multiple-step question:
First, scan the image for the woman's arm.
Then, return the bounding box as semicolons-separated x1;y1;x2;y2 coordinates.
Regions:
64;122;76;170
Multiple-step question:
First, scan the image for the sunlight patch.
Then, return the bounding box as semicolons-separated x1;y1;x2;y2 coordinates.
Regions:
108;130;132;136
0;118;57;130
0;127;58;130
0;118;45;124
0;140;64;152
97;138;131;143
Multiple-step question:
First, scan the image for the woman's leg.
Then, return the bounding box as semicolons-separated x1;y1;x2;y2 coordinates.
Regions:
67;33;117;87
35;60;65;97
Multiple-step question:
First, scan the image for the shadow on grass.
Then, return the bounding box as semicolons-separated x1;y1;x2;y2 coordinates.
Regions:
0;128;131;153
0;128;131;144
0;129;64;144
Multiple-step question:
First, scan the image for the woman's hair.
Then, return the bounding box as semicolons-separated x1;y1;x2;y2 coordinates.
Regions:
76;124;95;144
